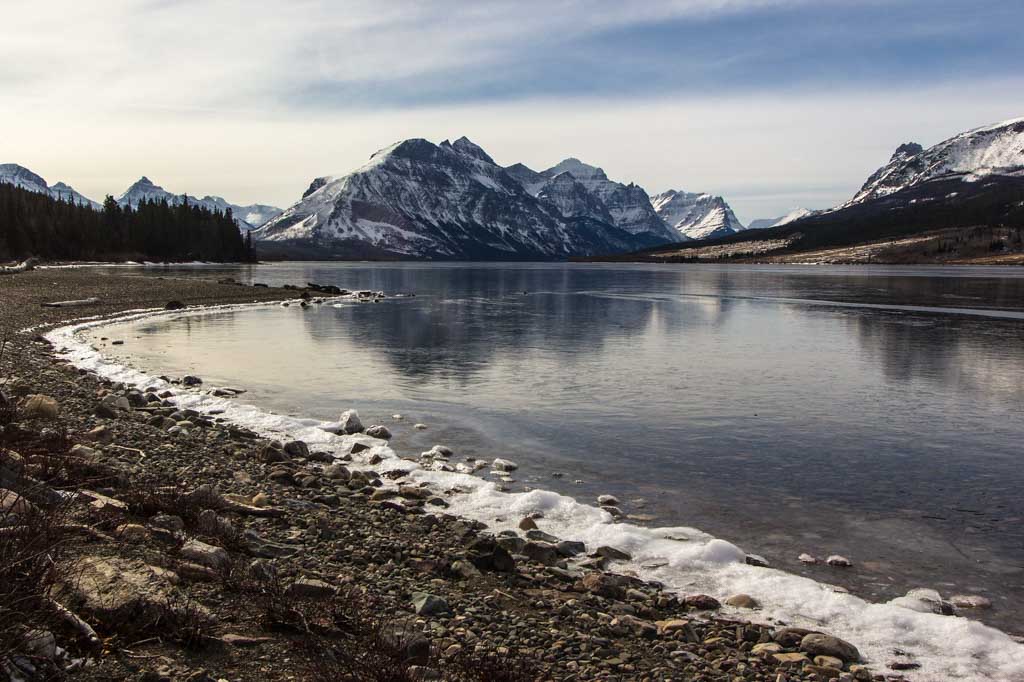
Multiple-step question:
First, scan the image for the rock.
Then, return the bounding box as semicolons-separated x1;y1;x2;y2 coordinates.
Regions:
22;395;59;420
805;664;842;679
0;488;36;517
597;494;620;506
151;514;185;531
286;578;335;599
518;517;538;531
580;572;626;600
751;642;783;655
826;554;852;567
524;529;559;544
491;458;518;472
283;440;309;458
450;560;482;579
251;492;270;507
414;423;427;430
257;441;287;463
951;594;992;609
324;463;350;480
848;664;872;680
594;545;631;561
95;402;119;418
22;630;57;659
338;409;364;434
890;588;954;615
467;538;515;573
182;375;203;386
365;425;392;439
773;627;818;647
556;540;586;557
724;593;759;608
82;425;113;443
411;592;449;616
772;652;809;664
745;553;769;567
800;633;860;663
115;523;151;543
655;619;690;635
683;594;721;610
814;655;845;669
799;553;819;564
180;539;230;570
221;633;273;647
164;300;186;310
522;541;560;566
59;555;204;628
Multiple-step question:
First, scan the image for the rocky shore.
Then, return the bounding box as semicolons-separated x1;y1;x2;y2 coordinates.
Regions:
1;269;899;681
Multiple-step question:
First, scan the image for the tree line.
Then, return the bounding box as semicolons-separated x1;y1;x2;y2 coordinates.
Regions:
0;183;254;262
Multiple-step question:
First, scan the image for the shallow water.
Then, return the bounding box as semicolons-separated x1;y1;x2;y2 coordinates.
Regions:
91;262;1024;633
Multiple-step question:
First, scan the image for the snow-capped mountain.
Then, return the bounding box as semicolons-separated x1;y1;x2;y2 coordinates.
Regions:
117;177;281;230
537;159;680;242
848;117;1024;206
537;172;616;225
651;190;744;241
254;137;666;259
0;164;101;209
746;208;813;230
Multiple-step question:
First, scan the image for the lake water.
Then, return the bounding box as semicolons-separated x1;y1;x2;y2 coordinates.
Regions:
90;262;1024;634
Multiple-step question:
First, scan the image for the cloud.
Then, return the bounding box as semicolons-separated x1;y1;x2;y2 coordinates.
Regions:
1;0;1023;221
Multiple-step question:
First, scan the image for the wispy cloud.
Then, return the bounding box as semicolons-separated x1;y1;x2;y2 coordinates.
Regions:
1;0;1022;220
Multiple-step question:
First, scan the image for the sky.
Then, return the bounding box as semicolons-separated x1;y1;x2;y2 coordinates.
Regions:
2;0;1024;223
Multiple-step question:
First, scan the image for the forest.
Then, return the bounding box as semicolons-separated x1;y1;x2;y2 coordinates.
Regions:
0;183;252;262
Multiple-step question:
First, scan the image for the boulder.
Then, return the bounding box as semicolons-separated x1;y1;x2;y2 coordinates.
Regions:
338;409;364;434
365;425;392;439
683;594;721;610
182;376;203;386
491;458;517;472
594;545;631;561
521;541;560;566
22;395;59;420
0;488;36;517
411;592;449;616
773;627;818;647
180;539;230;570
283;440;309;458
286;578;335;599
725;593;759;609
826;554;852;567
579;572;626;600
800;633;860;663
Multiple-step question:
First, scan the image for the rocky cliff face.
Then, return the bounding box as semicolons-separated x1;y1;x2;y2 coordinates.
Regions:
651;190;744;241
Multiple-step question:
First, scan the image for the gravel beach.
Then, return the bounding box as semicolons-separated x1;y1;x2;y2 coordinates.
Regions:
0;268;893;681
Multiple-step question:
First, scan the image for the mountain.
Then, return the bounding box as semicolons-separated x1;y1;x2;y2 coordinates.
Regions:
847;117;1024;206
537;172;616;225
537;159;680;242
117;177;281;230
253;137;667;260
651;190;744;240
746;208;813;230
0;164;101;210
503;163;548;195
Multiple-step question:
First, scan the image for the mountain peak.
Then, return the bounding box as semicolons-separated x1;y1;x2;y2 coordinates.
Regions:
451;136;495;164
892;142;923;160
543;158;607;181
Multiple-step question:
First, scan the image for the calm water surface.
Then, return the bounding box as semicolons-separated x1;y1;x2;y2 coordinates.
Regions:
92;263;1024;631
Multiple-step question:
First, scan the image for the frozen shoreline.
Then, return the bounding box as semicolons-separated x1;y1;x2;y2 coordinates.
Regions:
38;298;1024;681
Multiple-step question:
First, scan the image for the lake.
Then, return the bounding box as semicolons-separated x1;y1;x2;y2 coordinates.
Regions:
89;262;1024;633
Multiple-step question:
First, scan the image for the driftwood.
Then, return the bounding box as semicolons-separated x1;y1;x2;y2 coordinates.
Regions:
40;297;100;308
46;597;101;648
0;258;37;275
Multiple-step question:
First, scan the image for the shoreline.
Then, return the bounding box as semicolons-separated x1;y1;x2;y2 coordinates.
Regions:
0;268;1019;675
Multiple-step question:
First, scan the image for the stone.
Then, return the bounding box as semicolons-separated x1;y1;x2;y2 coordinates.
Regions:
594;545;631;561
525;528;559;543
283;440;309;458
951;594;992;609
182;376;203;386
805;664;842;679
597;494;620;506
414;423;427;430
286;578;335;599
751;642;783;655
800;633;860;663
556;540;586;557
115;523;151;543
745;553;769;567
656;619;690;634
257;441;287;463
82;425;113;443
815;655;845;669
467;538;515;573
365;425;392;439
151;514;185;531
522;541;560;566
411;592;449;616
251;492;270;507
181;539;230;570
22;630;57;659
324;463;350;480
724;593;759;608
580;572;626;600
799;553;819;564
491;458;518;472
450;560;482;579
338;409;364;434
826;554;852;567
164;300;186;310
22;395;59;420
95;402;119;418
518;517;538;531
772;652;809;664
890;588;954;615
222;633;273;647
773;627;818;647
0;488;36;516
683;594;721;610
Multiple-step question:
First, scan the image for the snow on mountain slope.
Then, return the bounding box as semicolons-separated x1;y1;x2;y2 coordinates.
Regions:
504;163;548;195
537;159;681;242
254;138;661;259
849;117;1024;206
0;164;101;209
117;177;281;230
746;208;813;230
651;190;744;241
537;172;615;224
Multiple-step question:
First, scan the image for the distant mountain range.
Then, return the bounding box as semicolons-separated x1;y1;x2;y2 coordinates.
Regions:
254;137;757;258
617;116;1024;261
745;208;813;231
0;165;282;231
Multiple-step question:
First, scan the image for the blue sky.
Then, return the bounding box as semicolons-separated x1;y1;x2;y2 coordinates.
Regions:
3;0;1024;222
